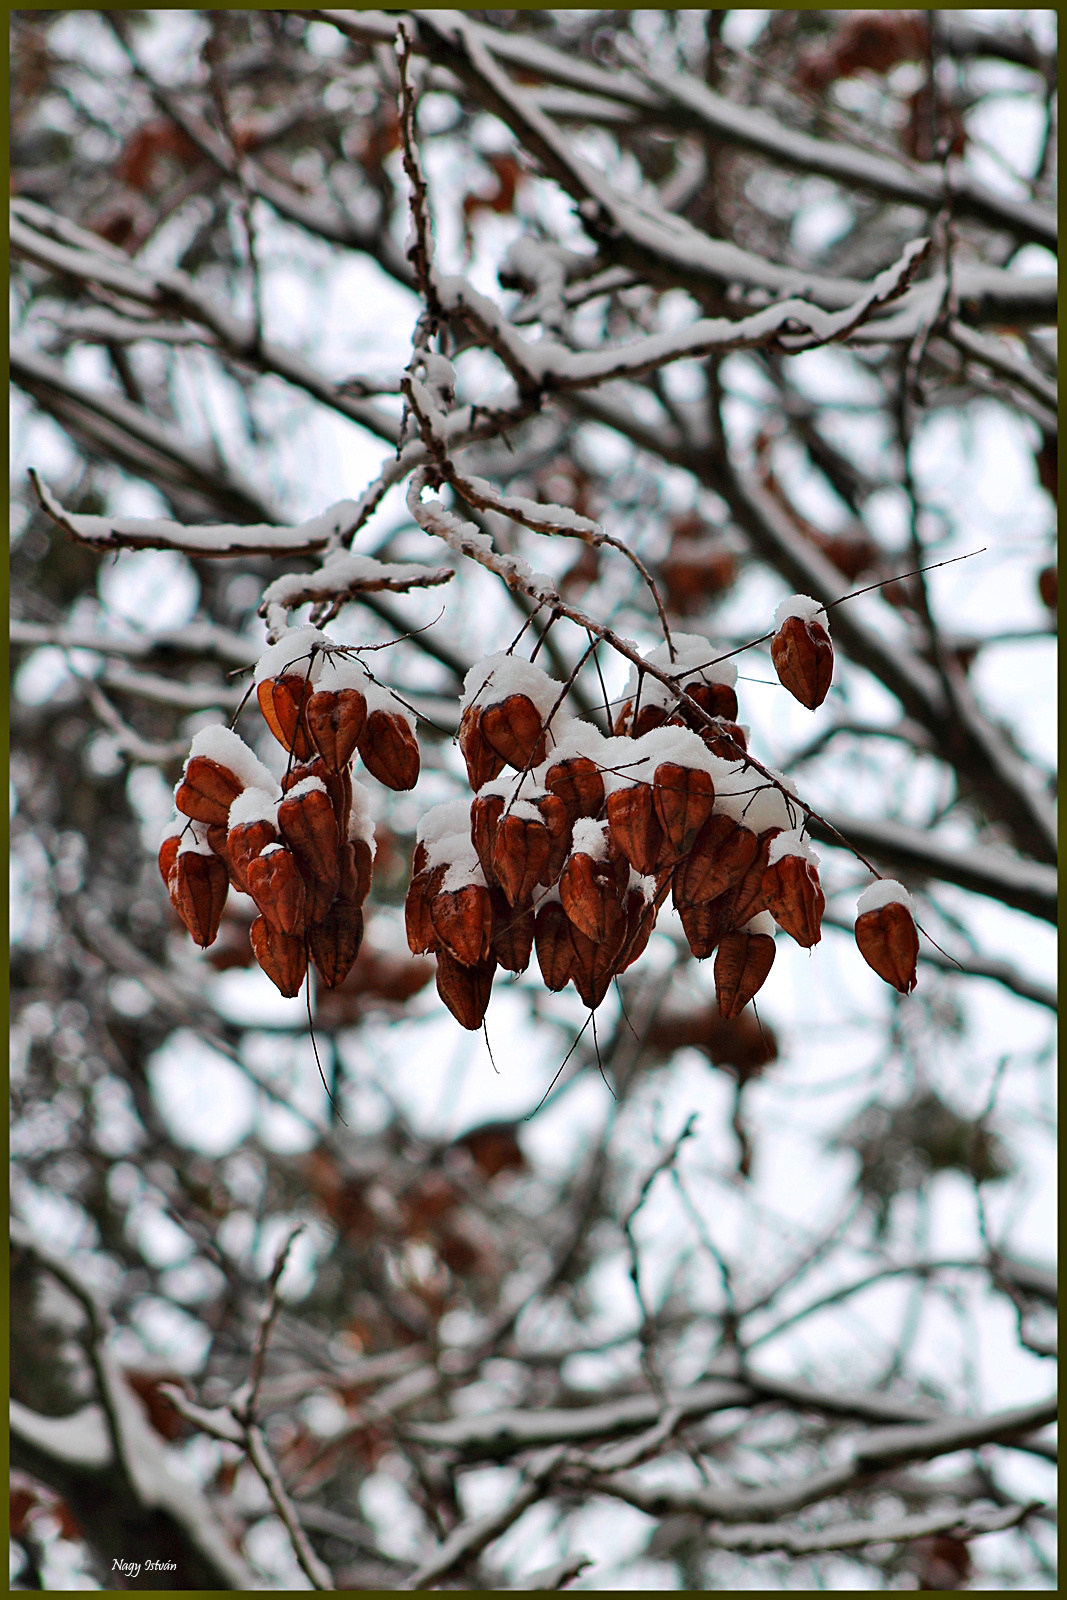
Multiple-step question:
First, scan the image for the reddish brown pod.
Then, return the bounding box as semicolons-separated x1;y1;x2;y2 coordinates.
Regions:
491;809;551;907
430;880;493;968
543;754;605;824
436;949;496;1031
169;842;229;948
359;703;420;791
652;761;716;862
855;882;919;994
459;654;560;778
459;704;506;791
250;916;308;998
246;845;307;937
278;778;341;900
762;833;824;948
606;781;665;878
226;788;281;894
714;916;776;1020
481;693;548;771
309;902;365;989
673;813;759;908
558;822;624;945
771;598;833;710
534;898;577;992
406;863;446;955
305;657;368;773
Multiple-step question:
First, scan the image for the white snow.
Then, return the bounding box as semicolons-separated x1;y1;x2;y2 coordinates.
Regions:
571;818;610;860
348;779;377;854
426;830;487;894
459;652;563;723
767;828;820;868
743;911;777;937
363;676;416;729
623;632;738;712
857;878;915;916
177;823;213;857
227;787;281;828
774;594;830;632
737;784;799;835
185;726;277;793
418;800;473;846
282;775;328;803
160;817;185;845
314;652;372;694
254;626;331;687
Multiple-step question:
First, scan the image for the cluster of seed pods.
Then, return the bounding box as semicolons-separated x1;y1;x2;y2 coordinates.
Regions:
159;627;419;997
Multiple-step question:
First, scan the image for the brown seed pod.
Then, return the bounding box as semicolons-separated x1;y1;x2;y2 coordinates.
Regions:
492;811;552;907
682;680;738;725
435;948;496;1031
569;915;626;1010
543;755;605;824
245;846;308;937
731;831;779;927
459;704;505;791
306;685;367;773
205;823;246;893
714;927;776;1019
470;793;505;885
406;863;445;955
855;901;919;993
480;692;548;771
250;915;307;998
170;849;229;948
763;849;824;947
771;613;833;710
278;783;341;893
158;833;181;888
534;792;573;885
534;899;577;991
358;708;420;791
174;756;245;828
678;890;737;961
282;758;349;837
617;884;659;973
430;883;493;967
673;814;759;908
700;720;748;759
227;817;280;894
258;673;316;759
653;762;716;862
489;886;535;974
559;849;623;945
309;901;365;989
606;783;665;877
339;837;374;908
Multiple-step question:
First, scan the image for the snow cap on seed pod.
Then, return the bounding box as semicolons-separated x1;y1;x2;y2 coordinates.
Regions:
176;820;214;856
347;779;377;855
743;911;776;936
227;786;281;829
855;879;919;994
766;828;820;868
771;595;833;710
460;653;562;725
418;799;473;847
735;779;799;835
622;633;737;713
253;625;331;689
571;817;610;860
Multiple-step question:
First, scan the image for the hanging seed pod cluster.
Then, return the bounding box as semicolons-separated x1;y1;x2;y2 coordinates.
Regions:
159;627;419;996
406;616;890;1033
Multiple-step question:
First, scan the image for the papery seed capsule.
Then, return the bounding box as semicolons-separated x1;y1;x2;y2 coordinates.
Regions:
543;756;605;824
631;703;670;739
339;838;374;908
282;758;349;836
250;915;307;998
534;900;577;991
492;812;551;907
489;886;535;974
430;884;493;967
471;793;505;885
227;817;279;894
459;704;505;791
652;762;716;863
206;823;246;892
617;885;659;974
682;680;738;725
771;612;833;710
535;792;573;885
700;719;748;759
673;814;759;908
175;756;245;828
714;923;776;1019
435;949;495;1031
606;784;665;878
678;891;737;961
763;843;824;948
278;782;341;893
406;864;445;955
309;901;365;989
559;851;622;945
731;832;778;928
246;845;307;936
170;850;229;948
158;833;181;888
358;709;420;791
855;898;919;994
569;916;626;1011
258;674;316;759
480;693;547;771
306;686;367;773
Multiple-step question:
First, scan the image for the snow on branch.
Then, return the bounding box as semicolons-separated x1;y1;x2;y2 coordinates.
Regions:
259;546;454;639
31;470;366;558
